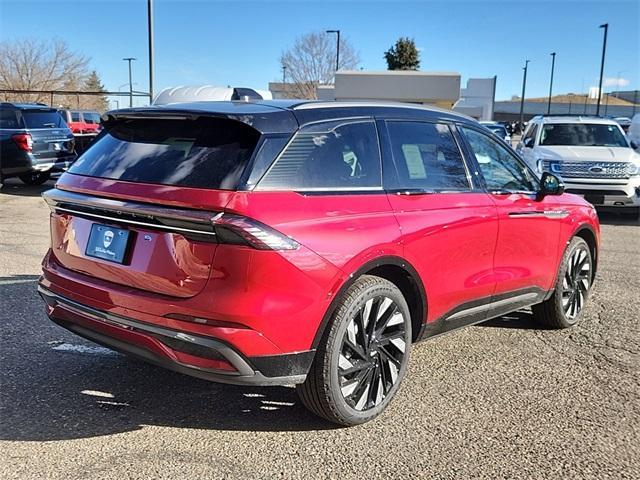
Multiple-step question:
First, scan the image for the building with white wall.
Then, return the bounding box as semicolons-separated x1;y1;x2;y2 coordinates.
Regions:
452;77;497;120
294;70;461;108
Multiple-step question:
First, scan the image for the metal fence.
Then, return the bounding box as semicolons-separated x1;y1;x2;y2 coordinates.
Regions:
0;89;151;111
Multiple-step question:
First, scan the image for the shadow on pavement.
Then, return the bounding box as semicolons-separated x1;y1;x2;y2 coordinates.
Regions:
0;276;336;442
596;209;639;226
0;178;56;197
476;310;548;330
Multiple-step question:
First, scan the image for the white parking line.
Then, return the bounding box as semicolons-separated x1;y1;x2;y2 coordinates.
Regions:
0;278;36;285
52;343;119;356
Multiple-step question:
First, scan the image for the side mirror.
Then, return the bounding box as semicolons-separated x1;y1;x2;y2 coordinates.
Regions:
631;140;639;150
523;137;534;148
538;172;565;198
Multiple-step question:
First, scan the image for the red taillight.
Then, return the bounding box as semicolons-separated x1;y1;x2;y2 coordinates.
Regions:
11;133;33;152
211;213;299;251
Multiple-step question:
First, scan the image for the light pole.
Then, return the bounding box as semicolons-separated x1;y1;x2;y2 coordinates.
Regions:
148;0;155;102
518;60;530;132
326;29;340;71
596;23;608;116
282;64;287;84
123;57;137;107
547;52;556;115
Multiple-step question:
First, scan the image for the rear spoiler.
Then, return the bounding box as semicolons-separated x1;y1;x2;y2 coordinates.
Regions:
102;105;298;135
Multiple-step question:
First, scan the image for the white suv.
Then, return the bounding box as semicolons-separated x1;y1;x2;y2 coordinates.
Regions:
517;115;640;218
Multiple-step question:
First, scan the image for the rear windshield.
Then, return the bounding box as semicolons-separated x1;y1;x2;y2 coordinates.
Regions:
68;117;261;190
83;112;101;124
22;110;66;129
540;123;628;147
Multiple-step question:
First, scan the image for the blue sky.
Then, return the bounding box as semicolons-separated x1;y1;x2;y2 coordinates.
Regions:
1;0;638;107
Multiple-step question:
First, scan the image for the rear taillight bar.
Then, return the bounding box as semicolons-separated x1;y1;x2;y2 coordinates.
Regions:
43;189;299;251
11;133;33;152
211;212;299;251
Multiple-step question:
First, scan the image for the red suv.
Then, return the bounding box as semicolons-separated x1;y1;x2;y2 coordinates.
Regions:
39;101;600;425
58;109;102;135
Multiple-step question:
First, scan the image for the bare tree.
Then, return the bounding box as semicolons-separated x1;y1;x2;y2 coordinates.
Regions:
0;37;90;106
280;32;359;99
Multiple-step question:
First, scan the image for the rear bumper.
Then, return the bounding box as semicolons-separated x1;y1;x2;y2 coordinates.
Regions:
38;284;313;386
1;152;77;176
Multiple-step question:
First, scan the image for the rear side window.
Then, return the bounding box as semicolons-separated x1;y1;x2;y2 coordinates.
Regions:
22;110;66;129
69;117;260;190
386;121;470;191
0;108;21;129
258;119;382;190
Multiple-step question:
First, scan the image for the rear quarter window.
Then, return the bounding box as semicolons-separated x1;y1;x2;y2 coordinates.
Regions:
257;119;382;190
68;117;260;190
0;109;21;129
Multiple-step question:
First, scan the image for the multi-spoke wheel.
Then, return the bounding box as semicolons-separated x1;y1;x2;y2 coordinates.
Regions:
339;296;407;411
297;275;412;426
533;237;593;328
561;246;592;320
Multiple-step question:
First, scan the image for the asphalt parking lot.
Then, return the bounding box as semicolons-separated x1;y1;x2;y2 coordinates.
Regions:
0;178;638;480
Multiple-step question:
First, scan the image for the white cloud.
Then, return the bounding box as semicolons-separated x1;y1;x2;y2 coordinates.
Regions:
603;77;630;88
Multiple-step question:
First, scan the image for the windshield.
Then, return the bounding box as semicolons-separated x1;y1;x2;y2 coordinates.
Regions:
540;123;628;147
22;110;66;129
68;117;260;190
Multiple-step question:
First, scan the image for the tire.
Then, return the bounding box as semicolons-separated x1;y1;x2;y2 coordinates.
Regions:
297;275;412;426
532;237;593;329
19;171;50;185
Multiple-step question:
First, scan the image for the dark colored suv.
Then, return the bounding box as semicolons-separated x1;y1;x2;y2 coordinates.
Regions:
0;102;76;186
39;100;600;425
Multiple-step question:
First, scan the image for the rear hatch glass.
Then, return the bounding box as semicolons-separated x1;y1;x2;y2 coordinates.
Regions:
22;109;67;129
69;117;261;190
21;109;75;158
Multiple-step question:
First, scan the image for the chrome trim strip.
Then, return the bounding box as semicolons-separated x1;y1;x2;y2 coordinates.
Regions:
508;210;570;219
38;285;253;376
447;292;539;321
53;206;218;237
44;189;215;224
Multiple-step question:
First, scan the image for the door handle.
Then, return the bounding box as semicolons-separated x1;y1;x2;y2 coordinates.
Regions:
508;210;569;219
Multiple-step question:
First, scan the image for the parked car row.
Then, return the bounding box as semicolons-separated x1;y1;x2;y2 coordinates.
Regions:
0;102;102;187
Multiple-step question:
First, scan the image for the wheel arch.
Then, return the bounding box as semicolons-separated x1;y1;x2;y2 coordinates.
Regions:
573;224;599;281
311;256;427;349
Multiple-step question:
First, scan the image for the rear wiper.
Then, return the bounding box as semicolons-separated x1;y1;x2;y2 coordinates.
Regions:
42;123;57;128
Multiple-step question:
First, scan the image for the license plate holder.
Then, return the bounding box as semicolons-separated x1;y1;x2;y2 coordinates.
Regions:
85;224;131;264
584;194;605;206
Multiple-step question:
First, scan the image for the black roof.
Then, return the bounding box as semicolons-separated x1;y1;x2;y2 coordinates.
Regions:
104;100;475;135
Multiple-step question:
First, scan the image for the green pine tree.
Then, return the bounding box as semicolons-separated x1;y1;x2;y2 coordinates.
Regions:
384;37;421;71
83;70;109;111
